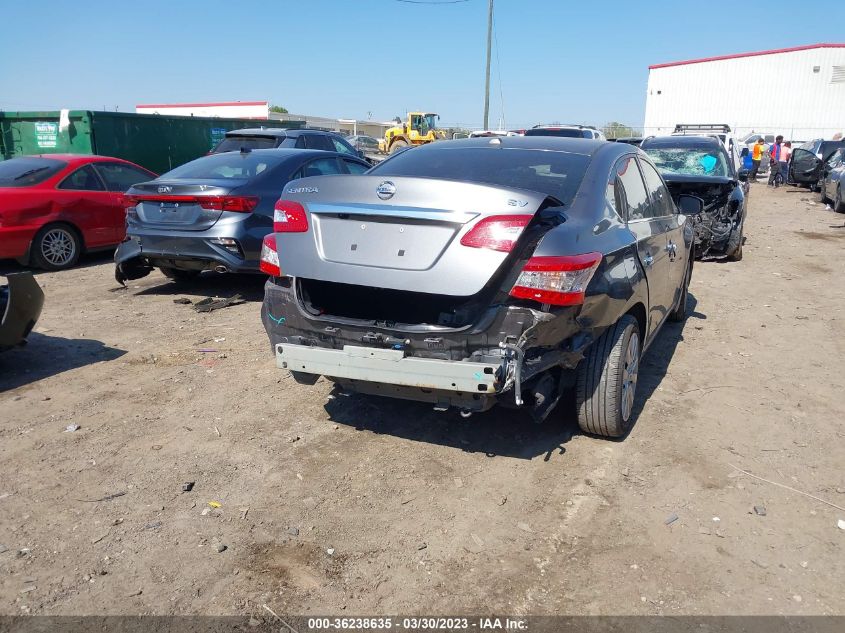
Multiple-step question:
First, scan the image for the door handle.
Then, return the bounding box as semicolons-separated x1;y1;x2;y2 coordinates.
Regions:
643;253;654;267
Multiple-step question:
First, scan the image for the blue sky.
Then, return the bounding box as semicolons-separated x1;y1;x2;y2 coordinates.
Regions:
1;0;842;129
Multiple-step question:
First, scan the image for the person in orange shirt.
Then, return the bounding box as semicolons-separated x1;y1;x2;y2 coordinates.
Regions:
750;137;766;180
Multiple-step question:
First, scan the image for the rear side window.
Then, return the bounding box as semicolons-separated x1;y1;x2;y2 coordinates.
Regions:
371;147;589;205
160;152;285;180
331;137;356;155
614;156;649;221
303;134;334;151
214;136;278;152
58;164;105;191
342;159;369;174
295;157;344;179
94;163;153;192
0;157;66;187
639;160;676;217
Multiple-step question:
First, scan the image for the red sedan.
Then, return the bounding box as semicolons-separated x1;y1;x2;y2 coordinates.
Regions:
0;154;156;270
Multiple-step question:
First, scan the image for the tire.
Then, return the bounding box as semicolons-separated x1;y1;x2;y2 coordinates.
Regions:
727;224;744;261
575;315;640;438
668;259;691;322
390;139;408;154
31;223;81;271
835;187;845;214
160;267;201;282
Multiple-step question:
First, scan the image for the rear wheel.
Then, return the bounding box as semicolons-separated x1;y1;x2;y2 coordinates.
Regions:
31;224;81;271
390;139;408;154
575;315;640;438
160;267;201;282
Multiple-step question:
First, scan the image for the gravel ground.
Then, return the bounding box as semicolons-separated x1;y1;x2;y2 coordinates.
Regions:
1;183;844;617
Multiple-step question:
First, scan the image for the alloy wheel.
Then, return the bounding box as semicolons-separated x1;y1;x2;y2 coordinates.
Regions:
620;331;640;422
40;228;77;267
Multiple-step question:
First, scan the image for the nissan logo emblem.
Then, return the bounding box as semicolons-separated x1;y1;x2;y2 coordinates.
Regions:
376;181;396;200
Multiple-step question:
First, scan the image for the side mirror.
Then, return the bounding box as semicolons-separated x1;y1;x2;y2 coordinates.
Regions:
677;194;704;215
737;169;750;182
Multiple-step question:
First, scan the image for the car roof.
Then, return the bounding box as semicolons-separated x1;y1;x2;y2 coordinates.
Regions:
640;135;723;150
418;136;607;156
224;128;337;138
27;153;146;168
203;148;359;160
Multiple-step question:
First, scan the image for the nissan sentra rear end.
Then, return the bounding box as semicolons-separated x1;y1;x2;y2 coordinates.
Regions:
260;138;663;428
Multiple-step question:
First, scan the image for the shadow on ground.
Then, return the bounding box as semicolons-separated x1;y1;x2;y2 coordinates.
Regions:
131;272;266;302
323;293;704;459
0;332;126;392
0;251;113;276
325;392;577;461
633;292;702;423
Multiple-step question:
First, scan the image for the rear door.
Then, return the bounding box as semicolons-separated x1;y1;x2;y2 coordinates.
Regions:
92;162;156;242
54;164;116;247
639;158;687;317
614;155;670;339
790;148;821;185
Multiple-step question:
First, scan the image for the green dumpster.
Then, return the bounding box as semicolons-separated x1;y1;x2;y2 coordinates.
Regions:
0;110;305;174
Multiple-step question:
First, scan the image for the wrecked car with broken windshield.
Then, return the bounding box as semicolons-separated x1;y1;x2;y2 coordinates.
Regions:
260;137;694;438
641;134;747;260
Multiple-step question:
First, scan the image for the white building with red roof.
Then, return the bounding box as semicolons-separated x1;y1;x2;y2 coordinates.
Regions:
644;43;845;141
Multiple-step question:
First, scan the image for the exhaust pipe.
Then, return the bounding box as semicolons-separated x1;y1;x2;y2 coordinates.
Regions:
459;409;473;419
213;265;229;274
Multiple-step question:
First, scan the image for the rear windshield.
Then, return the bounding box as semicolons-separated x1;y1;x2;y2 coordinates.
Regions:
159;152;286;180
213;136;279;153
644;147;730;178
0;157;66;187
525;128;591;139
371;147;590;204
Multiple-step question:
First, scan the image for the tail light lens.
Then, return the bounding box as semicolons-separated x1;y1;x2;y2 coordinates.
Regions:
273;200;309;233
121;195;258;213
460;214;533;252
259;234;281;276
509;252;602;306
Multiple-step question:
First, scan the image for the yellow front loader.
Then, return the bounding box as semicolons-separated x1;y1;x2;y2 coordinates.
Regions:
379;112;444;154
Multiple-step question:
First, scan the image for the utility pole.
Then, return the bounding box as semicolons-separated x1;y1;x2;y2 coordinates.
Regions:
483;0;493;131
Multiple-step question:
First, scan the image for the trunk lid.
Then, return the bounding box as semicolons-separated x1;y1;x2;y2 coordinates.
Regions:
274;175;549;296
127;180;240;231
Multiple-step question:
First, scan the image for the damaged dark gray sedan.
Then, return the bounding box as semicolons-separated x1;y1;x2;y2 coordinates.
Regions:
641;135;747;260
261;137;694;437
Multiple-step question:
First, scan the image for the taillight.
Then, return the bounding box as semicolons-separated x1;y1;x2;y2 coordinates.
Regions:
199;196;259;213
509;252;602;306
121;195;257;213
460;214;532;252
259;234;281;276
273;200;308;233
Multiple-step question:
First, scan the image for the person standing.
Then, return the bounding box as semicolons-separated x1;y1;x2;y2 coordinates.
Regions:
780;141;792;184
768;135;784;187
750;137;765;180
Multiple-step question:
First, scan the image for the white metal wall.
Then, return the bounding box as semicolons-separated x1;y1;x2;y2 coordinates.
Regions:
644;46;845;141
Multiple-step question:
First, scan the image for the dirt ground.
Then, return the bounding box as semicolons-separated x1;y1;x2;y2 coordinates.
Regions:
2;183;845;618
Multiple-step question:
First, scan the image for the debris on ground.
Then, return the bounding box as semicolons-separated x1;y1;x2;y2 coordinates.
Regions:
838;519;845;530
326;548;335;556
193;295;244;313
207;501;221;509
18;548;31;557
0;544;7;554
64;424;80;433
182;482;195;492
75;491;126;503
753;505;767;516
664;513;679;525
126;589;142;597
239;507;249;520
172;298;192;305
287;527;300;537
418;543;427;550
216;544;227;553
